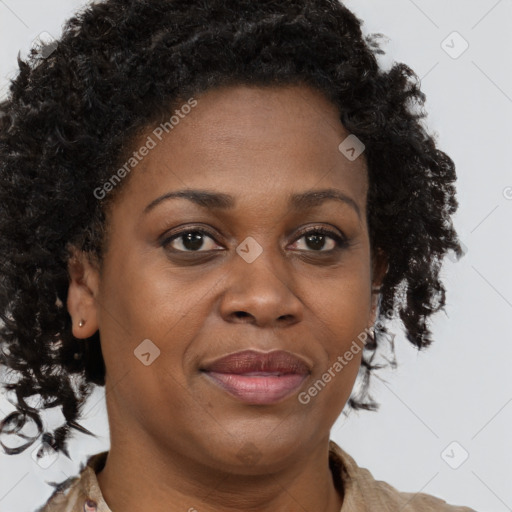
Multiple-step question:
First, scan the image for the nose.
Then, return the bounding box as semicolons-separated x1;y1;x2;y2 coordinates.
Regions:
219;247;304;328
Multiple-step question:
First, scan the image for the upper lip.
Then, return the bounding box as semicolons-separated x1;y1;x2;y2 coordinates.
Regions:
201;349;312;375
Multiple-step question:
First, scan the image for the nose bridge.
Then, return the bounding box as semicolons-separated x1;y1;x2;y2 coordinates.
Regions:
219;236;302;326
237;237;285;288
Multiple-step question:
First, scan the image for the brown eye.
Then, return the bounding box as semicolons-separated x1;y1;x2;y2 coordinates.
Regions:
162;229;222;252
290;227;348;252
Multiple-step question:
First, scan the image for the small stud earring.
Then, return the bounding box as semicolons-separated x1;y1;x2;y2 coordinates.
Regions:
78;319;85;328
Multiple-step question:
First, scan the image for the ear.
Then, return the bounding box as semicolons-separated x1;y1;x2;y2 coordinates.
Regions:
369;248;388;327
66;246;100;339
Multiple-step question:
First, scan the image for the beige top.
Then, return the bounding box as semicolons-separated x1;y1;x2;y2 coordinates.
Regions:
37;440;476;512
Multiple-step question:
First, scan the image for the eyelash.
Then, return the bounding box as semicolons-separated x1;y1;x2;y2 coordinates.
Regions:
161;225;348;254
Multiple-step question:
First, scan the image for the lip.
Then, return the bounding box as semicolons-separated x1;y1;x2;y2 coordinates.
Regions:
201;350;311;405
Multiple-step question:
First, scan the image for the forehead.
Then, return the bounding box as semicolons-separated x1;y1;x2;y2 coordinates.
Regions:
173;84;351;153
111;84;368;215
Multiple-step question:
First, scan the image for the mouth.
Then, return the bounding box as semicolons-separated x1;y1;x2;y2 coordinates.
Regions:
200;349;311;405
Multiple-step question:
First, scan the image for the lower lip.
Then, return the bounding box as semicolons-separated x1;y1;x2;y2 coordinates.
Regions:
203;372;308;404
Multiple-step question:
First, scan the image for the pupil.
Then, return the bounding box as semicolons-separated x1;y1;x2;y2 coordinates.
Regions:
306;234;325;251
183;232;204;251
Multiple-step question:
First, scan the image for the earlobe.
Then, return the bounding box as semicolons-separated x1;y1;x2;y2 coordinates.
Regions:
66;248;100;339
371;248;389;291
369;248;389;327
369;287;380;327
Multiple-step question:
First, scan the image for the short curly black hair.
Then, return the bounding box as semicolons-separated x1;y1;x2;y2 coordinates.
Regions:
0;0;463;457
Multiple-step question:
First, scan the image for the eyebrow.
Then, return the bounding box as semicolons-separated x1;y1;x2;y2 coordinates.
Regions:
143;188;361;219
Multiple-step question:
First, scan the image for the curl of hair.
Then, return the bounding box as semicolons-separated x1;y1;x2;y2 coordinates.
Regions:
0;0;463;455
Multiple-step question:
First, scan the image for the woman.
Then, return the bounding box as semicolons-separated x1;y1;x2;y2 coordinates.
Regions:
0;0;474;510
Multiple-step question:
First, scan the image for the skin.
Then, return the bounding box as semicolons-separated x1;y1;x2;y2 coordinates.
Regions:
67;84;387;512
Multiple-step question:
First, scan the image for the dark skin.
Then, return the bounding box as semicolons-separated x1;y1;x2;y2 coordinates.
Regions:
67;84;387;512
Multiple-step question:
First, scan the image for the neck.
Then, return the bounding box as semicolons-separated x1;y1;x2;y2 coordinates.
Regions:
96;429;344;512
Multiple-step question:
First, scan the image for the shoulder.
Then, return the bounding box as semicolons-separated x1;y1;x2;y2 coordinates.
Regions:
36;451;109;512
328;441;477;512
35;474;81;512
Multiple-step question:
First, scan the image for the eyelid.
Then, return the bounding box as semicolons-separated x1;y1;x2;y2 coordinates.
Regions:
161;223;348;253
160;225;222;249
293;224;346;243
290;225;348;252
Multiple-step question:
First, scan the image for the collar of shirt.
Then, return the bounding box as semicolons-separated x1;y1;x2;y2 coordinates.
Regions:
38;440;475;512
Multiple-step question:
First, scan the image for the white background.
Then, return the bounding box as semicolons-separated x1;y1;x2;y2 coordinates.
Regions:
0;1;511;511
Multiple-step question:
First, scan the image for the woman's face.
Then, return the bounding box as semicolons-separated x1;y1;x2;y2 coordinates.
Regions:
69;84;386;472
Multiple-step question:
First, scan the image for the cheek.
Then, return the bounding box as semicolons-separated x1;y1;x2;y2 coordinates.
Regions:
310;266;372;347
96;252;217;388
98;252;189;337
298;265;370;412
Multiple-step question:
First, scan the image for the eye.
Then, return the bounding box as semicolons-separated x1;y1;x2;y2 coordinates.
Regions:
162;228;222;253
290;227;347;252
161;225;348;254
